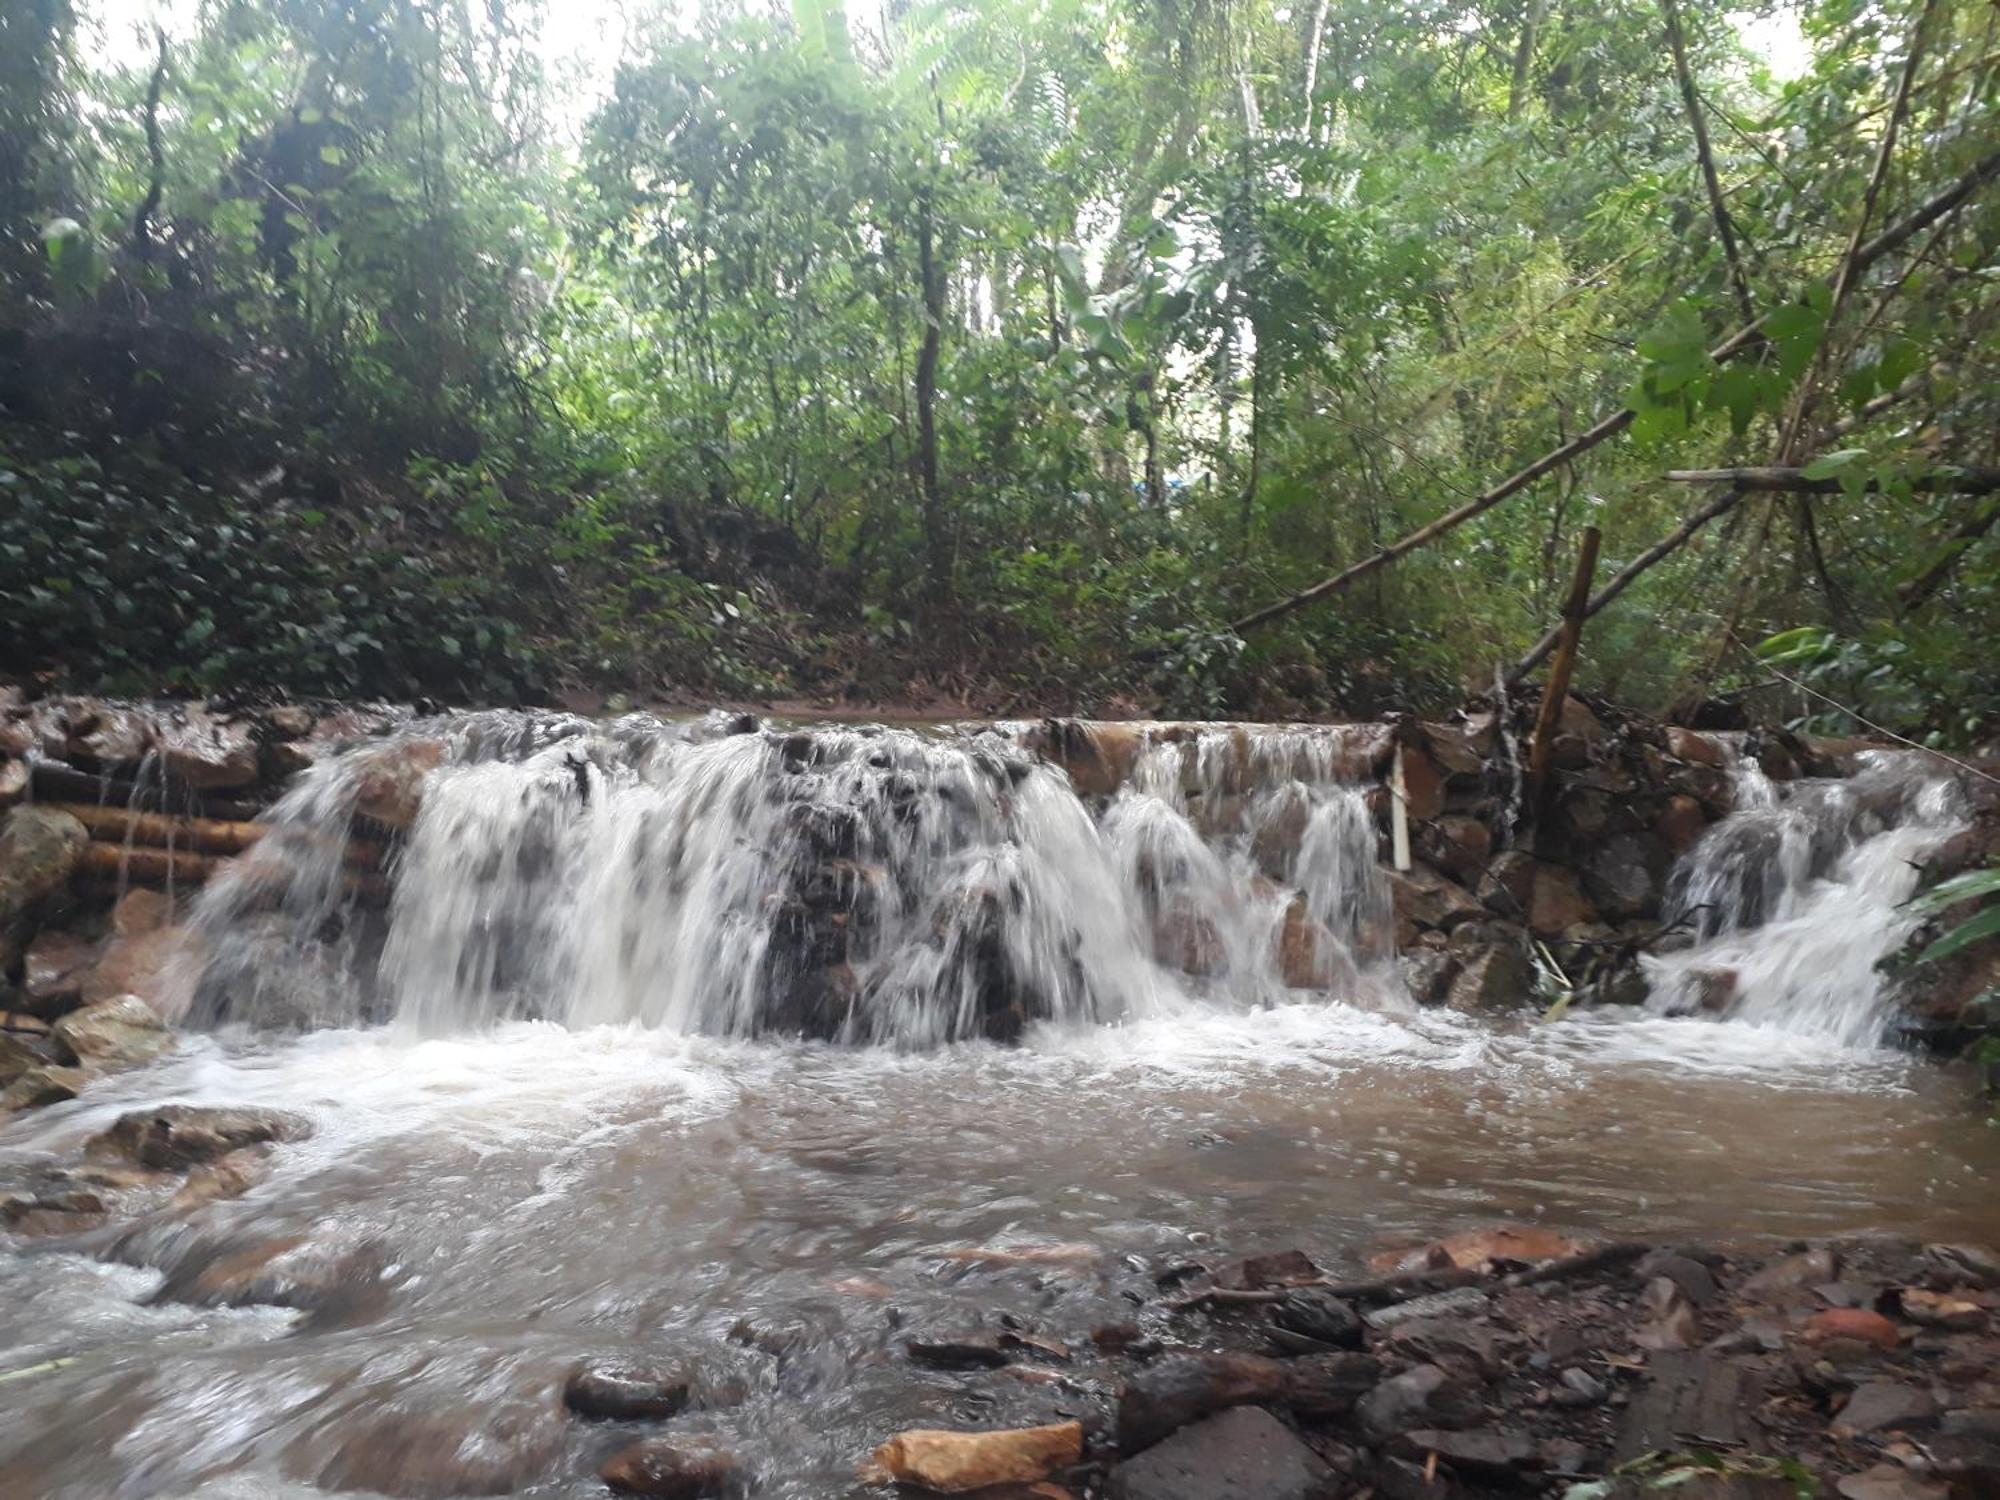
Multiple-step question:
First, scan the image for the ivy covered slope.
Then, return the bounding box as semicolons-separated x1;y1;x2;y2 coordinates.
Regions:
1;0;1996;733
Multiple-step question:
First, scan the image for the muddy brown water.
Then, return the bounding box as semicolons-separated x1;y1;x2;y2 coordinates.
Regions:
3;1003;1998;1498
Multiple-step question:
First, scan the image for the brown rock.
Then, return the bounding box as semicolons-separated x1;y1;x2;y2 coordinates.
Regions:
1654;795;1709;854
1805;1308;1901;1352
1107;1406;1328;1500
0;1063;87;1110
0;806;88;928
292;1398;564;1497
1276;899;1357;991
1399;747;1447;821
865;1421;1083;1491
1743;1248;1838;1296
52;995;173;1070
0;1029;58;1085
0;757;25;807
352;737;447;828
1581;832;1672;920
603;1438;741;1498
1479;851;1596;936
1633;1276;1699;1350
1418;814;1493;883
155;1233;384;1312
1666;727;1726;767
171;1147;275;1211
1421;723;1486;777
157;706;260;789
1445;943;1533;1012
564;1360;696;1420
110;887;175;937
23;930;95;1012
1399;950;1461;1006
88;1103;313;1170
1558;696;1602;739
81;926;197;1019
1153;906;1223;978
1387;862;1485;941
1899;1288;1988;1331
1389;1223;1581;1272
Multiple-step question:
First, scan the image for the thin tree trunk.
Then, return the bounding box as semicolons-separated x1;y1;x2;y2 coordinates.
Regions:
1662;0;1754;324
1303;0;1331;139
1508;0;1545;122
915;186;948;601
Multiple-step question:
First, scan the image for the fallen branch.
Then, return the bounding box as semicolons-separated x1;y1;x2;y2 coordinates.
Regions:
1661;466;2000;494
1218;146;2000;641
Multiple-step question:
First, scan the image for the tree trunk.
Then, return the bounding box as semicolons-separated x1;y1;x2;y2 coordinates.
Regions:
915;186;949;601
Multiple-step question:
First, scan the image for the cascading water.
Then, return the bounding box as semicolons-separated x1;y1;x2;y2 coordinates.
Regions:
182;713;1400;1045
1644;747;1967;1045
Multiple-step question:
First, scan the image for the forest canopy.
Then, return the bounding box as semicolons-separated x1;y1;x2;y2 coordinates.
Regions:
1;0;1996;740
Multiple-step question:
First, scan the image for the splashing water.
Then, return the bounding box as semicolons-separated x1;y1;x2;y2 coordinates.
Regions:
184;714;1399;1045
1645;750;1966;1045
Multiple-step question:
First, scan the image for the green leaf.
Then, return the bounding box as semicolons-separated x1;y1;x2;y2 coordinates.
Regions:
1801;448;1867;480
1910;868;2000;915
1921;905;2000;964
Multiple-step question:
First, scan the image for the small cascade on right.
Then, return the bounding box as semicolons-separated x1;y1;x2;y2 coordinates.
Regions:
1643;745;1967;1046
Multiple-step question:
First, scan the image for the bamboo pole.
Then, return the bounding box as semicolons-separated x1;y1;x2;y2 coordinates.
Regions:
48;802;382;868
1388;748;1412;872
1214;147;2000;641
78;841;391;901
1524;527;1601;807
1661;465;2000;494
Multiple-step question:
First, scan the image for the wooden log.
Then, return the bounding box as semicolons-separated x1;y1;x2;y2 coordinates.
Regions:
27;763;268;822
78;842;391;901
1662;465;2000;494
49;802;382;868
1525;526;1601;807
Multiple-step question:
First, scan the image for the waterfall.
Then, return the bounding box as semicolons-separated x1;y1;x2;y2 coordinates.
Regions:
1643;749;1965;1045
183;714;1398;1045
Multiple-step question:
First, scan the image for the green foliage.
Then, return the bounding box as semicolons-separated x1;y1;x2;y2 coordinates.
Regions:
1909;866;2000;965
0;0;1996;725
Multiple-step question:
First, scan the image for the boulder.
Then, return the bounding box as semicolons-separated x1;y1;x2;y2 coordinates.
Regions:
1653;795;1708;854
864;1421;1083;1492
1417;815;1492;883
171;1147;274;1211
0;1030;58;1085
1107;1406;1328;1500
1421;723;1487;777
22;929;94;1013
1398;747;1448;821
157;706;260;789
1387;863;1485;941
564;1361;694;1420
81;926;196;1020
602;1438;742;1498
351;737;447;828
1276;900;1357;991
1557;696;1602;739
153;1232;384;1312
1666;728;1726;768
1479;851;1596;935
1271;1288;1363;1350
1444;943;1533;1012
52;995;173;1070
0;1063;87;1110
1153;906;1224;978
1581;833;1672;920
1399;950;1461;1007
0;806;88;928
1835;1381;1938;1435
88;1103;313;1170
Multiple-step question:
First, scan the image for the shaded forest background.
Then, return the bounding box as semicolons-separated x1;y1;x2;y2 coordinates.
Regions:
1;0;1995;740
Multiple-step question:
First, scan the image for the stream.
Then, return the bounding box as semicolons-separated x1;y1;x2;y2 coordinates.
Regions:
2;713;1997;1497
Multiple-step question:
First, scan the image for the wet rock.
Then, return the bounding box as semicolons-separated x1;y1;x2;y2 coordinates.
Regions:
1418;815;1492;884
1365;1287;1493;1331
1899;1288;1989;1331
1;1185;109;1236
87;1103;313;1170
1399;950;1461;1007
865;1421;1083;1491
1479;852;1596;936
1399;747;1448;821
170;1146;273;1211
0;1028;58;1084
351;737;447;827
80;927;196;1019
1836;1466;1950;1500
292;1398;565;1498
1637;1249;1719;1306
52;995;173;1070
1397;1427;1540;1480
1356;1364;1483;1442
110;887;174;937
1117;1350;1375;1454
1152;907;1223;978
0;1063;87;1110
1107;1405;1328;1500
1581;832;1672;920
1835;1381;1938;1435
68;701;156;768
1555;1367;1608;1407
602;1438;742;1497
1387;862;1486;939
1277;900;1356;990
1386;1223;1581;1271
1444;943;1534;1012
1385;1317;1500;1377
1634;1276;1699;1351
908;1333;1013;1370
23;929;94;1012
0;757;25;807
0;806;88;930
152;1232;385;1313
1666;728;1727;768
1271;1288;1363;1349
1614;1352;1763;1462
1654;795;1709;854
266;704;316;739
157;706;260;789
1921;1244;2000;1290
1210;1247;1321;1290
1742;1247;1838;1297
1806;1309;1901;1352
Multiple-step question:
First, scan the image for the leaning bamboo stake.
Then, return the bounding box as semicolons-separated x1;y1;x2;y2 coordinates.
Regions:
1524;527;1601;808
1388;748;1412;872
1215;147;2000;642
